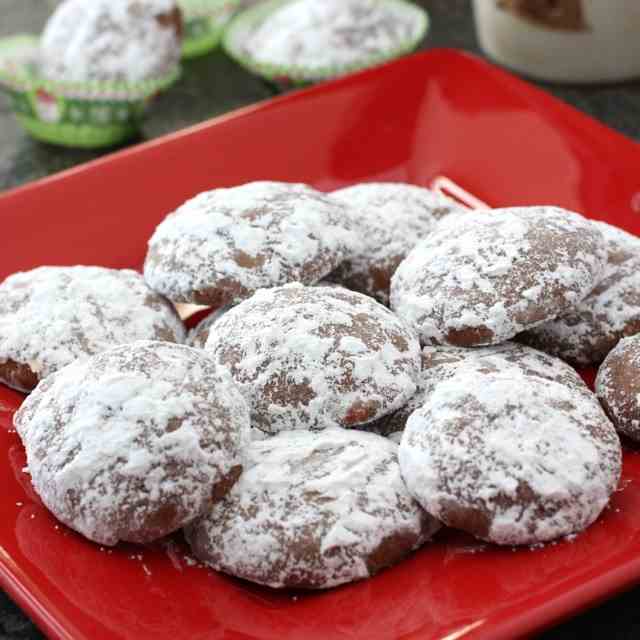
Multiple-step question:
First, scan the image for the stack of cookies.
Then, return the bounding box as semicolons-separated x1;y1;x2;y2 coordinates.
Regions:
3;179;637;590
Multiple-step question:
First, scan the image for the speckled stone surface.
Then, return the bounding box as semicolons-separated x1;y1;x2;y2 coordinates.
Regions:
2;1;640;639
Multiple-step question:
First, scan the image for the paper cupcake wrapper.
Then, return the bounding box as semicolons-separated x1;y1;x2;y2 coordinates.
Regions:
0;35;180;147
179;0;240;58
223;0;429;86
0;35;40;91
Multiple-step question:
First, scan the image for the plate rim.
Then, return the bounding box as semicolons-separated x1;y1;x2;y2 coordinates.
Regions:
3;47;640;640
2;48;638;203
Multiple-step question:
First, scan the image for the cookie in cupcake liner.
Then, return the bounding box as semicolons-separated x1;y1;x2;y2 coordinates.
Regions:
223;0;429;88
0;34;180;148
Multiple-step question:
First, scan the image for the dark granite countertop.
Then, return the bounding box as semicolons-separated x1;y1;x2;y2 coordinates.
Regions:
3;1;640;639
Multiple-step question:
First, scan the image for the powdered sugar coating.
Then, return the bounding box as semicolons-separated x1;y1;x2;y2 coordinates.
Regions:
420;342;589;395
14;341;250;546
187;307;229;349
390;207;607;346
144;181;358;306
361;341;589;438
0;266;186;393
520;221;640;366
244;0;423;71
39;0;182;84
187;282;348;349
596;334;640;442
399;371;621;545
327;183;462;305
206;283;421;433
185;428;439;589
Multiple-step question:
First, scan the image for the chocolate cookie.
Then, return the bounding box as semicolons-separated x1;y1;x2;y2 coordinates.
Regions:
187;307;229;349
327;183;461;304
519;221;640;366
205;283;421;433
14;341;250;546
243;0;424;72
144;181;358;306
0;266;185;393
361;341;589;439
40;0;182;84
596;334;640;442
185;428;440;589
390;207;607;346
419;342;590;400
399;370;621;545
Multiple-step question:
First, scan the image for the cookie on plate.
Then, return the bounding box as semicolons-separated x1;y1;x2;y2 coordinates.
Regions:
39;0;183;84
0;266;185;393
205;283;421;433
519;221;640;366
361;341;589;439
399;370;621;545
185;428;440;589
390;206;607;346
596;334;640;442
144;181;358;306
327;182;462;305
14;341;250;546
418;342;590;401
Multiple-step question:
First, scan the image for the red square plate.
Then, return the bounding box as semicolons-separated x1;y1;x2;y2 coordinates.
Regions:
3;49;640;640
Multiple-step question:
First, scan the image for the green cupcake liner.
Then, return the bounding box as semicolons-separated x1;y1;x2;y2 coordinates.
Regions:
180;0;240;58
0;35;39;90
223;0;429;87
15;115;138;149
0;34;180;148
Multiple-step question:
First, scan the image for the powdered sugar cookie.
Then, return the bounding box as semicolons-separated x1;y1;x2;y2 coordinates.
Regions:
40;0;182;84
419;342;590;397
185;428;440;589
241;0;425;75
14;341;250;546
187;307;229;349
520;221;640;366
144;181;358;305
596;334;640;442
399;371;621;545
0;266;185;393
390;207;607;346
361;341;589;439
327;182;462;305
206;283;421;433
